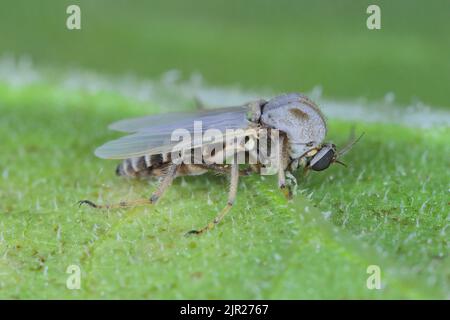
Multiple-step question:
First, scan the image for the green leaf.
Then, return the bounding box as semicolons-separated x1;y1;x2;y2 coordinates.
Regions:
0;81;448;299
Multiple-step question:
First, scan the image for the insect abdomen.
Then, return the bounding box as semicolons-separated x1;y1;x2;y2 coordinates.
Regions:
116;154;169;178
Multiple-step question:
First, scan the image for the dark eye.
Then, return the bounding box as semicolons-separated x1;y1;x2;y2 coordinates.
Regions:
310;148;335;171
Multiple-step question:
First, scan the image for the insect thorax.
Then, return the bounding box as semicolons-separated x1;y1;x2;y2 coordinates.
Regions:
260;93;327;159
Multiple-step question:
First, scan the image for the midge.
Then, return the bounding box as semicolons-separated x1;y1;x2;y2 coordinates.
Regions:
80;93;361;234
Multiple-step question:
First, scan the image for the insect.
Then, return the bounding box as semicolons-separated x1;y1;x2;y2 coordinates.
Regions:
79;93;361;235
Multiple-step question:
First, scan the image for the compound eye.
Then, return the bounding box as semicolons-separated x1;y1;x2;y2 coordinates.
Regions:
310;148;335;171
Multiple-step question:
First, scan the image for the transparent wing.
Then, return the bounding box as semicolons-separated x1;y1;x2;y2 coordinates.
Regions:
95;106;253;159
109;107;248;133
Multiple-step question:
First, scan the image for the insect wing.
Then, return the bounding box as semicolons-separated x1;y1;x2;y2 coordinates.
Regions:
109;107;247;133
95;106;253;159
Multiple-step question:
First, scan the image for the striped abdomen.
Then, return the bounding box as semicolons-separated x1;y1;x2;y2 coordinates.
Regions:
116;153;171;178
116;143;267;178
116;153;210;178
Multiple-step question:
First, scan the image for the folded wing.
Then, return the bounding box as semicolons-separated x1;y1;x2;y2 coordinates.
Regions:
95;106;253;159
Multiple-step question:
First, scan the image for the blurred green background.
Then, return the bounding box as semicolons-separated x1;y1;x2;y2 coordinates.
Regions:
1;0;450;107
0;0;449;299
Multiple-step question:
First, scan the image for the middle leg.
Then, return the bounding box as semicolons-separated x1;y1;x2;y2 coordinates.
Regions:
186;163;239;235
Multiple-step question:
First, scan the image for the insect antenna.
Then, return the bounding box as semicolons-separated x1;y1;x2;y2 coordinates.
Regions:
336;131;365;158
334;159;347;167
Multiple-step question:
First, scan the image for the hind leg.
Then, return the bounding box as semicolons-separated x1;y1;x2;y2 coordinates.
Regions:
79;163;179;209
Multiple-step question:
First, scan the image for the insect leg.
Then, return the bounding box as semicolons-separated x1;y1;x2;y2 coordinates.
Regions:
277;135;292;200
78;163;179;209
186;163;239;235
149;163;179;204
278;170;292;200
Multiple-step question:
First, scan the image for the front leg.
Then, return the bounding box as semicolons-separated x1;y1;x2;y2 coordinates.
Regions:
278;168;293;201
277;134;292;200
